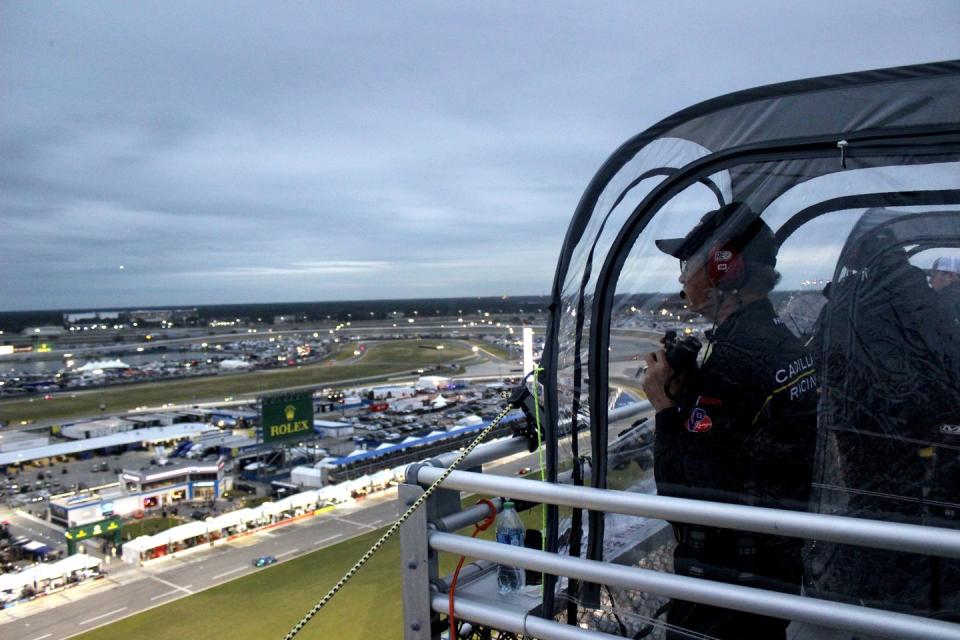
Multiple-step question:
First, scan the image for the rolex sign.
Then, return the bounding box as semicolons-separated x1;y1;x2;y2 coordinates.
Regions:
261;391;314;443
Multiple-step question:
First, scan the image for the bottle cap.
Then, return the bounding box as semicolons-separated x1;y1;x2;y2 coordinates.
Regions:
503;500;514;509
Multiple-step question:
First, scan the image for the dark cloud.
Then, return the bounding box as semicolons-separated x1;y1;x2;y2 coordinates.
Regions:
2;1;959;310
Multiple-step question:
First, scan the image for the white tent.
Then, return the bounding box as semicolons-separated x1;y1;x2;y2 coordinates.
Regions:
57;554;102;573
32;563;62;582
154;520;209;546
77;359;130;372
276;490;318;512
219;359;252;370
207;510;245;531
346;475;372;493
431;395;449;408
205;507;259;533
255;501;283;518
0;555;104;590
370;469;394;488
0;569;35;593
122;535;157;563
416;375;449;390
231;508;259;525
319;483;351;502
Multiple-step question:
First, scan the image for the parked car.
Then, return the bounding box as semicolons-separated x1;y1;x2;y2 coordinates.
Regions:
253;555;276;568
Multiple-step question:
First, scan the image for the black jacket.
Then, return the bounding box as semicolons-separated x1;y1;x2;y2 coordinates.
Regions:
654;299;817;512
653;299;817;594
939;280;960;330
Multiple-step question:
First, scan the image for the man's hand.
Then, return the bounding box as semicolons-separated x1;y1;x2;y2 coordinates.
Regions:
642;349;679;412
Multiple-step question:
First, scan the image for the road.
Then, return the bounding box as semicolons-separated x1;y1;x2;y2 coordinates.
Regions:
3;509;74;556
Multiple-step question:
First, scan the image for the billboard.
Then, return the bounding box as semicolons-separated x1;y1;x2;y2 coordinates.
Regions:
65;517;121;541
261;391;314;443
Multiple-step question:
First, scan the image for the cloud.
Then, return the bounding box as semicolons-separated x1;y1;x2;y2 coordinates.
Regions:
1;2;958;310
184;261;392;278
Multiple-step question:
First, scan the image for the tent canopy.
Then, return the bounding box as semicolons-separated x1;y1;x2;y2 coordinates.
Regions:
542;60;960;627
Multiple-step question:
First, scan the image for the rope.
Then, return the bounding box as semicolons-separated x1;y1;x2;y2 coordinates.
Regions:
448;498;497;639
281;403;516;640
532;366;547;574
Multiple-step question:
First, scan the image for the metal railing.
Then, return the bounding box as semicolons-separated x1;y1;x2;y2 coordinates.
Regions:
399;428;960;640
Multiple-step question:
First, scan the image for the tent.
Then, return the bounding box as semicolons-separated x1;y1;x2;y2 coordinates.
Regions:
539;60;960;630
219;359;252;370
76;359;130;372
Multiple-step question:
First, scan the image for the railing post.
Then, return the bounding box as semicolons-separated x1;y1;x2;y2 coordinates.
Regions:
400;482;436;640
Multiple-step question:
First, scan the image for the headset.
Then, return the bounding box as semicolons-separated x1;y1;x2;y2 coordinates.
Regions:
703;214;771;290
705;240;747;290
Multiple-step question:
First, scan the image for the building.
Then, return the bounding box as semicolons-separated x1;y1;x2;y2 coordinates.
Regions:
370;385;416;400
120;461;228;506
49;492;138;528
0;424;216;471
63;311;123;325
313;420;354;438
0;431;49;453
48;460;228;528
60;417;134;440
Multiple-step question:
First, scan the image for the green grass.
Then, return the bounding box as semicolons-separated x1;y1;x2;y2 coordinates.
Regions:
75;499;549;640
240;496;271;509
120;517;183;542
0;339;472;424
468;340;516;361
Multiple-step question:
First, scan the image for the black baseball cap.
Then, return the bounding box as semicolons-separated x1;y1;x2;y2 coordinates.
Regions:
655;202;778;266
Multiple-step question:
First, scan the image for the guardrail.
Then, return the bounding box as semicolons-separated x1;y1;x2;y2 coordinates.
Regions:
399;421;960;640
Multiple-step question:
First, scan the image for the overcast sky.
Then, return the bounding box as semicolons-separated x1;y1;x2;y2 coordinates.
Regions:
2;2;958;311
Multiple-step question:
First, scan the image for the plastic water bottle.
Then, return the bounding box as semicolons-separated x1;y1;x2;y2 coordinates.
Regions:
496;500;525;595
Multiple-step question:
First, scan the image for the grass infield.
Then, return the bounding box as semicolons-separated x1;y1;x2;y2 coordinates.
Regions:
0;339;474;425
120;517;184;542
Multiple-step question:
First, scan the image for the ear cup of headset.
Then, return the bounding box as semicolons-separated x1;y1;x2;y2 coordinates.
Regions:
705;242;746;290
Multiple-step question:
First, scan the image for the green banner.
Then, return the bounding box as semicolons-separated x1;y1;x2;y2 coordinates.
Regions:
65;517;121;541
261;391;314;443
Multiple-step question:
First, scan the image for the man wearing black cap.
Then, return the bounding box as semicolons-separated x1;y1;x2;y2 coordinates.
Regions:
642;202;817;640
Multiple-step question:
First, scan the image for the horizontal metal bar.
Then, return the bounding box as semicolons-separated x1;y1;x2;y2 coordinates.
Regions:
436;560;494;591
433;436;528;470
426;400;651;470
432;593;626;640
431;533;960;640
432;498;501;533
416;467;960;558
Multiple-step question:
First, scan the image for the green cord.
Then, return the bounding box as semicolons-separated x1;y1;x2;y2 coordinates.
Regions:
531;365;547;582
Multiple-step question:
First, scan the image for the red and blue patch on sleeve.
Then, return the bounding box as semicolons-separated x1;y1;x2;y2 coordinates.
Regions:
685;407;714;433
